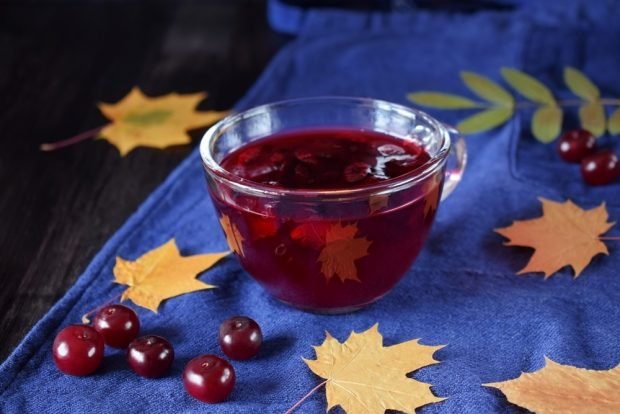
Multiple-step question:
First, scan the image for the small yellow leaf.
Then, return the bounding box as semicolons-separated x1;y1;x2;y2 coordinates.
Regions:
495;198;615;278
460;71;513;106
303;324;444;413
457;107;513;134
486;358;620;413
564;67;600;101
608;108;620;135
317;222;371;283
531;105;563;142
579;102;606;137
113;239;228;312
501;67;556;105
97;87;229;156
219;214;245;257
407;92;481;109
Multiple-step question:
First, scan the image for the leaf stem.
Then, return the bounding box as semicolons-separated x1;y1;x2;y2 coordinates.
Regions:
40;124;108;152
600;237;620;241
80;292;123;324
283;380;327;414
599;98;620;105
469;98;620;110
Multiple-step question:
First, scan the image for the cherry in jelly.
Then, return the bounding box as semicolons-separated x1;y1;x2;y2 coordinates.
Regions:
221;128;430;189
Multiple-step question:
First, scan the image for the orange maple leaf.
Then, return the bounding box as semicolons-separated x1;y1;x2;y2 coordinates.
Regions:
113;239;228;312
486;357;620;413
495;198;615;278
317;222;372;282
219;214;245;256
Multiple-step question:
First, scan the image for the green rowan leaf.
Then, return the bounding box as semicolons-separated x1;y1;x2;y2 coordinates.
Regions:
532;106;563;142
501;67;556;105
564;67;600;101
609;108;620;135
407;92;481;109
579;102;606;137
460;71;513;107
457;107;513;134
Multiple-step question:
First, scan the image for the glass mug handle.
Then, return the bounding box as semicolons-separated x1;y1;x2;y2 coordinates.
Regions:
441;124;467;201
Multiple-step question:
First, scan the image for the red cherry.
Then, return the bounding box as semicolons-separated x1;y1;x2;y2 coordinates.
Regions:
580;150;620;186
557;129;596;162
93;304;140;348
183;355;235;403
219;316;263;360
127;335;174;378
52;325;104;376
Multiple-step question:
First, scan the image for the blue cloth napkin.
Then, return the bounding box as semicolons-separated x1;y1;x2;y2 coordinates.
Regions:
2;4;620;413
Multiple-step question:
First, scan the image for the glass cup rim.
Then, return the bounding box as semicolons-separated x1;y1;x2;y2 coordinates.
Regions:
199;96;451;201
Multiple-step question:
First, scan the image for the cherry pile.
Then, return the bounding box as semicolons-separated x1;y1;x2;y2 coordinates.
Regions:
52;305;263;404
557;129;620;186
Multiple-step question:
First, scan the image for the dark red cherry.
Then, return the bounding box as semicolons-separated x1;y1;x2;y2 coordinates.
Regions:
557;129;596;162
183;355;235;403
218;316;263;360
580;150;620;186
52;325;104;376
127;335;174;378
93;304;140;348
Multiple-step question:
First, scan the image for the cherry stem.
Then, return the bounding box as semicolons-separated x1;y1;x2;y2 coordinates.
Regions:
80;292;123;324
600;237;620;241
282;380;327;414
40;124;108;152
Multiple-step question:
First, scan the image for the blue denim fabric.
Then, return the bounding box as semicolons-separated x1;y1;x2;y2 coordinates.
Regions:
2;5;619;413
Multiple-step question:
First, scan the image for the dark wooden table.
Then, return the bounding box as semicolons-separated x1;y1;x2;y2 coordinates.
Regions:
0;0;290;362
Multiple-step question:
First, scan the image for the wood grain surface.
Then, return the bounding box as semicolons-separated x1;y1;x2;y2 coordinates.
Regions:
0;0;289;362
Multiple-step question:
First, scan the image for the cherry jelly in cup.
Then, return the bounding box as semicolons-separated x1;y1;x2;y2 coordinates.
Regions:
200;97;465;313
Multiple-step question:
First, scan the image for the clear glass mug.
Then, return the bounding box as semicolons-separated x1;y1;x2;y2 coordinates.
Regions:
200;97;466;313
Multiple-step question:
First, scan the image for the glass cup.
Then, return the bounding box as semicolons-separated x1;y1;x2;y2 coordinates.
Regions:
200;97;466;313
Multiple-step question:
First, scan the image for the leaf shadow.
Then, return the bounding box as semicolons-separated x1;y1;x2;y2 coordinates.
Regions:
486;387;535;413
98;352;128;375
256;334;296;361
231;376;279;403
170;355;194;377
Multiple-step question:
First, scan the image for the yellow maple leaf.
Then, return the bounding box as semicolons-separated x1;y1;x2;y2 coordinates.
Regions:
219;214;245;257
495;198;615;278
113;239;229;312
303;324;444;413
317;222;372;282
486;358;620;413
97;87;229;155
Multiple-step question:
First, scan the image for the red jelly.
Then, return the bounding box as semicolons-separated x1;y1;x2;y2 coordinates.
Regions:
221;128;430;189
213;128;440;311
